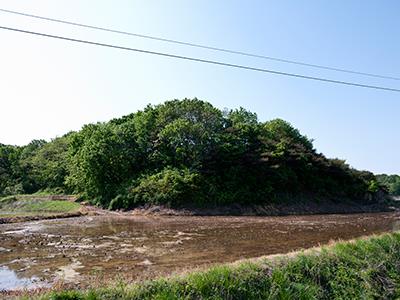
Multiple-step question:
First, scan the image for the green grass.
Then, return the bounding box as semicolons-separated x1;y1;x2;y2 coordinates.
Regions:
0;195;80;218
31;232;400;300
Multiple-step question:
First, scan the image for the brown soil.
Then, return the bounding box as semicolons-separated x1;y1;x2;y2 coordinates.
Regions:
1;198;396;224
0;211;84;224
131;200;397;216
1;214;400;298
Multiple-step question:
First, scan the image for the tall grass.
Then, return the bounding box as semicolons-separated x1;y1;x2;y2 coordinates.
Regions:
37;232;400;299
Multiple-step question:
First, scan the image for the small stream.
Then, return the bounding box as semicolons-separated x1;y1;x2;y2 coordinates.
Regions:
1;212;399;291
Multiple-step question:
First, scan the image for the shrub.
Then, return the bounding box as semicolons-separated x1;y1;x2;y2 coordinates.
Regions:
127;168;201;207
368;180;379;193
3;183;24;195
109;194;129;210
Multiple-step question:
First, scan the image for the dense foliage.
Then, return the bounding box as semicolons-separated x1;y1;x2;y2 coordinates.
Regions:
0;137;69;195
377;174;400;196
0;99;382;209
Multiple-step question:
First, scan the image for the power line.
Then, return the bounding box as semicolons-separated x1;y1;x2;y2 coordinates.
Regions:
1;25;400;93
1;7;399;81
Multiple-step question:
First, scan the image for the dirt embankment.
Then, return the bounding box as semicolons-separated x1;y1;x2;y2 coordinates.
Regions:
1;194;398;224
132;199;398;216
0;202;125;224
0;210;84;224
11;195;78;202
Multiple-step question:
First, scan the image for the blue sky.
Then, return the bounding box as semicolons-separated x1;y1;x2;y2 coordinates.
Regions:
0;1;399;174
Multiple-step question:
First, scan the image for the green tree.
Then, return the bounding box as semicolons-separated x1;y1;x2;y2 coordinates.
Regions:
377;174;400;195
22;137;70;192
0;144;22;195
66;122;139;205
152;98;224;169
1;98;382;208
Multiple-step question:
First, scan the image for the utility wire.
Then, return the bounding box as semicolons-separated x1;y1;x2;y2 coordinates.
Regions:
1;25;400;93
1;7;399;81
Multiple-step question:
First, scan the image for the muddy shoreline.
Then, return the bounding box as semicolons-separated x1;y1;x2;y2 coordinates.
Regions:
0;211;84;224
6;232;399;300
132;201;397;216
1;210;400;294
0;199;396;224
0;240;343;299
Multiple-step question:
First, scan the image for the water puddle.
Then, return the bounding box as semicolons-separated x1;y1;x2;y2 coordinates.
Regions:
0;212;399;291
0;266;43;290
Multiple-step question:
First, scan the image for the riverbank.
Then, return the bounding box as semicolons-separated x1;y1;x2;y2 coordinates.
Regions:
1;195;398;225
132;200;397;216
0;195;84;224
1;194;397;224
13;231;400;299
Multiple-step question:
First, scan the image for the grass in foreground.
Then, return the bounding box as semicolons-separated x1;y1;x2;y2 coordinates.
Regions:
0;195;80;218
30;231;400;300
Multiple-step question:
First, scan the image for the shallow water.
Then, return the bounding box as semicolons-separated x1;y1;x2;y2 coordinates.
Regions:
0;212;399;290
0;266;44;290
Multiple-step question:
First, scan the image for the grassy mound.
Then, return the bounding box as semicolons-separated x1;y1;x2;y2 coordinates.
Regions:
0;195;81;220
36;232;400;299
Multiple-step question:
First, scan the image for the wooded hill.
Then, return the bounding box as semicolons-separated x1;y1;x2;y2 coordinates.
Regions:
0;99;382;209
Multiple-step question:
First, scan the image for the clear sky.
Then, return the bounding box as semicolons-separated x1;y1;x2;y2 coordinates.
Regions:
0;1;399;174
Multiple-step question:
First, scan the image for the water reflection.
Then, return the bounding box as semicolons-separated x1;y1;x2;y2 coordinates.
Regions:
0;266;38;290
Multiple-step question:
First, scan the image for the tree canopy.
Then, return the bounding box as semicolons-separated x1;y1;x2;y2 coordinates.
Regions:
0;98;383;208
377;174;400;196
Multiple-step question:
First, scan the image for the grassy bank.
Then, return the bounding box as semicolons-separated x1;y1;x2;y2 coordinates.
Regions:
29;232;400;299
0;195;82;223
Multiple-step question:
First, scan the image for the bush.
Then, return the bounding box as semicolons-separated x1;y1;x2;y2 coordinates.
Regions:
126;168;201;207
3;183;24;195
109;194;129;210
377;174;400;196
368;180;379;193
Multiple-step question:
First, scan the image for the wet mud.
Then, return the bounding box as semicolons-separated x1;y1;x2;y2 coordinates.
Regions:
1;212;399;290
